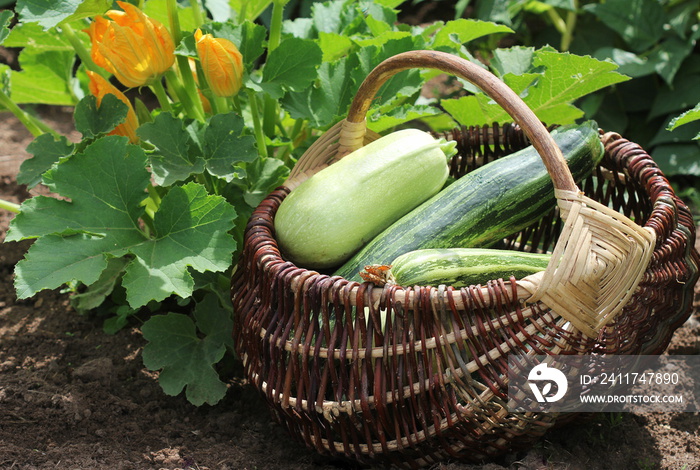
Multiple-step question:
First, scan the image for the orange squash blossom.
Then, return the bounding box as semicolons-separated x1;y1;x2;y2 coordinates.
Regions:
194;29;244;98
86;1;175;88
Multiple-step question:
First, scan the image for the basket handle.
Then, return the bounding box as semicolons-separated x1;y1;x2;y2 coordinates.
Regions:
340;50;578;194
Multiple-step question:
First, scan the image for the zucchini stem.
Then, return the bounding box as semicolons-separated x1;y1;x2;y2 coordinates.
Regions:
0;198;21;214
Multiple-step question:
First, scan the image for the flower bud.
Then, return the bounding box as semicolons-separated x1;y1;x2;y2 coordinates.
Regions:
86;1;175;88
87;71;139;143
194;29;243;98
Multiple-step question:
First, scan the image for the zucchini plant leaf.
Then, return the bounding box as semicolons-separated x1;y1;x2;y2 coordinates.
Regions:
653;143;700;176
74;94;129;140
8;136;237;308
139;112;258;185
0;10;14;44
138;112;206;186
202;112;258;181
429;19;513;49
649;65;700;119
142;0;197;34
318;31;355;62
8;136;150;295
442;49;630;127
200;0;231;22
9;48;76;105
261;37;322;98
4;20;76;50
121;182;237;308
17;133;75;188
667;103;700;139
70;256;130;313
368;104;442;133
228;0;272;21
584;0;666;53
282;52;360;128
141;302;231;406
15;0;110;29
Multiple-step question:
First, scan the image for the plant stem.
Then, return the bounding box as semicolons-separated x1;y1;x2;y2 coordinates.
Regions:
165;0;206;120
546;2;578;52
166;0;183;44
0;198;21;214
230;95;242;114
165;67;205;121
277;118;304;165
247;90;268;158
546;8;567;38
268;0;289;53
213;96;231;114
560;0;579;52
177;54;206;120
150;79;172;112
262;2;288;147
0;90;56;137
262;95;278;138
189;0;204;27
59;22;105;76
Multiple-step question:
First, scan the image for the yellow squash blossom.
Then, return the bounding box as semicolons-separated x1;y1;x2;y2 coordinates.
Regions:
87;71;140;143
194;29;243;98
86;1;175;88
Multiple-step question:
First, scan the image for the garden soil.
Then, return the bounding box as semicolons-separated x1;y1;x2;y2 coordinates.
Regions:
1;107;700;470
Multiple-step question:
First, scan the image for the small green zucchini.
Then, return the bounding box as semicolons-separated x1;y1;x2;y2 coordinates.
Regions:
275;129;455;269
335;121;604;281
388;248;552;287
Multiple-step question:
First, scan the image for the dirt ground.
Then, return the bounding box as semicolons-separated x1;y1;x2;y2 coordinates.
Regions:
1;105;700;470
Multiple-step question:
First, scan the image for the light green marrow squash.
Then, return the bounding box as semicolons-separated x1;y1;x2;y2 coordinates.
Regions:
275;129;455;269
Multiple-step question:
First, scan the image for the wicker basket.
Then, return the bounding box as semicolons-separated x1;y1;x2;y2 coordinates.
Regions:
231;51;699;468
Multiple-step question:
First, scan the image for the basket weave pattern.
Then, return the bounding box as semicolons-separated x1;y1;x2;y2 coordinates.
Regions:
232;124;699;468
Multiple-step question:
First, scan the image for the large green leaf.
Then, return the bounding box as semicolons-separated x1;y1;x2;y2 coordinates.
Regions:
16;133;75;189
123;182;237;307
16;0;110;29
9;48;76;105
0;10;15;45
138;113;206;186
652;143;700;176
584;0;666;53
142;0;198;35
141;306;230;406
667;103;700;140
202;112;258;181
282;52;359;128
442;49;630;127
8;136;237;308
229;0;272;21
73;94;129;140
430;19;513;49
4;20;76;50
261;37;323;98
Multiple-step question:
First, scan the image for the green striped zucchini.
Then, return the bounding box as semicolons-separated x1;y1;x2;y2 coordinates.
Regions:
335;121;603;281
275;129;455;269
387;248;552;287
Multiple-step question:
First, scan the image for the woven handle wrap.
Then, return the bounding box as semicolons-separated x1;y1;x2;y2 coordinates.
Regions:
292;50;655;337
